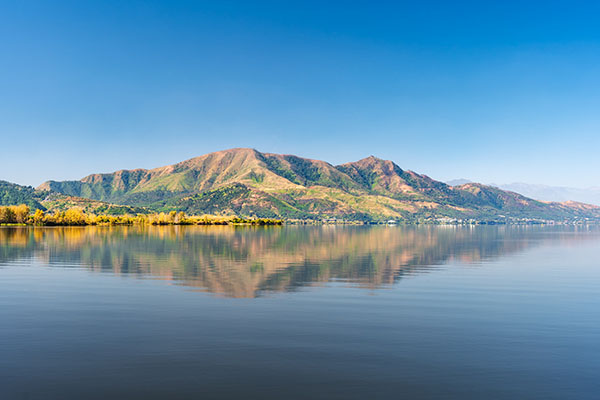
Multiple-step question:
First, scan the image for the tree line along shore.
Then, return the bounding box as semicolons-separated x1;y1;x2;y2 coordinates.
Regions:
0;205;283;226
3;204;595;227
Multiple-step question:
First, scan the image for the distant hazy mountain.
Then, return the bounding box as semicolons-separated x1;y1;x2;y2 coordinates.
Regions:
31;148;600;221
493;183;600;206
447;179;600;207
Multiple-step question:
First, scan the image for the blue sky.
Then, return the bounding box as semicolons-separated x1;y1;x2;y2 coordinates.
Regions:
1;0;599;187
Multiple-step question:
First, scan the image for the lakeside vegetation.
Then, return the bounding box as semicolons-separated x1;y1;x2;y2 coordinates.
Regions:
0;205;283;226
0;204;595;227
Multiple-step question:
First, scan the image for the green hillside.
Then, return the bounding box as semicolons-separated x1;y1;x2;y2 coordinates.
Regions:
0;181;146;216
0;180;46;210
34;148;600;222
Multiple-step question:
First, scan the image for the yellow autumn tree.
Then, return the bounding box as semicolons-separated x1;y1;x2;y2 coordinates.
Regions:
0;206;16;223
32;209;45;225
14;204;30;223
63;208;87;225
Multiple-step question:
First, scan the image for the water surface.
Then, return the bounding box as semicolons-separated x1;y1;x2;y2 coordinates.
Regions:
1;225;599;399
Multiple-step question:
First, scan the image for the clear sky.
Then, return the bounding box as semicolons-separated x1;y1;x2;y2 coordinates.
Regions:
1;0;599;187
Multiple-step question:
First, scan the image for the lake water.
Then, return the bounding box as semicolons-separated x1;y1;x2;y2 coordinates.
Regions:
1;225;599;399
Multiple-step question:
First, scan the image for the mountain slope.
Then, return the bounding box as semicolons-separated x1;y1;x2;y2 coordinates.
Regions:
0;180;147;215
453;183;599;220
0;180;46;210
448;180;600;207
39;149;303;204
37;148;600;221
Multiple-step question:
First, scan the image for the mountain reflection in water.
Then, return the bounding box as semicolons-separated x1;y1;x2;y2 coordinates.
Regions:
0;225;596;298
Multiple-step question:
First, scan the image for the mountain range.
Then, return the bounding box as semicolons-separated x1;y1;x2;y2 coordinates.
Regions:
3;148;599;222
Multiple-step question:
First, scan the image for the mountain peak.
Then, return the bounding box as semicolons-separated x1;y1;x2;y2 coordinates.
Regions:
341;155;401;174
181;147;260;165
357;155;385;163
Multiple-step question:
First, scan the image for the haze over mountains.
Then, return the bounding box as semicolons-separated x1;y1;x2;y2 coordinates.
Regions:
447;180;600;206
495;183;600;206
12;148;592;222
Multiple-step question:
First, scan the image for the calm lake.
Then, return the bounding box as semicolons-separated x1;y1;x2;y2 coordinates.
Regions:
1;225;599;399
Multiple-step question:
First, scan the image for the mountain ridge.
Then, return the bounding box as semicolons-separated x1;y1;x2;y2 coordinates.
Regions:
32;148;600;222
